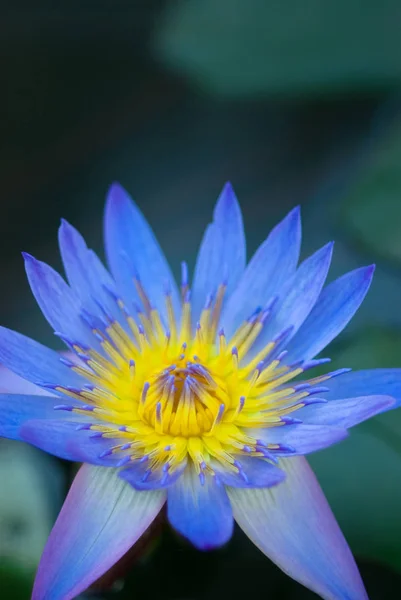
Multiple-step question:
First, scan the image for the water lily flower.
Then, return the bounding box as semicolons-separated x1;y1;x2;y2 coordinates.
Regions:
1;182;401;600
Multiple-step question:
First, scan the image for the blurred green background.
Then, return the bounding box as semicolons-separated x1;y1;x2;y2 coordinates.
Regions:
1;1;401;598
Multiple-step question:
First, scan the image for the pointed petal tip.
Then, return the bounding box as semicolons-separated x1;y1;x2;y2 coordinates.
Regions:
218;180;239;207
366;263;376;276
106;182;129;205
222;181;235;196
21;251;34;262
59;217;71;230
319;240;335;260
359;263;375;288
229;458;369;600
378;394;396;410
289;204;301;218
285;205;301;232
356;263;376;279
31;465;165;600
58;219;77;244
211;181;244;241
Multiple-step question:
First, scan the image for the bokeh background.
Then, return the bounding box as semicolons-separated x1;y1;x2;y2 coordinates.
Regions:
1;1;401;598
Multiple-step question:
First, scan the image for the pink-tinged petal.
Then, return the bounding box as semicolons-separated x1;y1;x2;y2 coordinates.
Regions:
32;464;165;600
228;457;368;600
0;364;51;395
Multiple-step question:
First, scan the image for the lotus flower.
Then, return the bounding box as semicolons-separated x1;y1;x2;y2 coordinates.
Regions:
1;182;401;600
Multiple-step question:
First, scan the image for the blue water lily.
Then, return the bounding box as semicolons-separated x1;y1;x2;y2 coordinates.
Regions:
1;182;400;600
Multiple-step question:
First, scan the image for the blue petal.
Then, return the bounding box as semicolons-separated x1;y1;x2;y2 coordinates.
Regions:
251;242;333;358
32;464;165;600
0;326;85;391
212;456;285;488
324;369;401;408
192;182;246;322
284;265;375;364
58;220;125;326
19;419;121;465
119;458;187;490
0;394;60;441
228;457;368;599
167;468;233;550
297;395;394;428
23;253;96;349
252;423;348;455
104;183;180;322
222;206;301;337
0;364;49;395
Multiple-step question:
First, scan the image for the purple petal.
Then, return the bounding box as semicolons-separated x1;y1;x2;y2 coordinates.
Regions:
0;395;60;441
23;253;96;349
213;456;285;488
104;183;180;322
284;265;375;364
229;457;368;599
324;369;401;408
222;206;301;337
252;423;348;455
20;419;121;464
119;458;188;490
58;220;125;326
251;242;333;358
192;182;246;322
297;395;395;428
167;468;233;550
0;327;85;391
32;464;165;600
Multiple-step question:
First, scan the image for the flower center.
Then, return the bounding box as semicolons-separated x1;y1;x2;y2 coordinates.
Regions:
142;356;229;437
53;271;334;482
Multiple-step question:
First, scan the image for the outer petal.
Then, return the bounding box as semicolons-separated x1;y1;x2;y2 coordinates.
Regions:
284;265;375;364
0;326;85;391
58;219;125;326
192;182;246;322
20;419;123;465
0;364;51;395
297;395;395;428
228;457;368;600
222;205;301;337
32;464;165;600
167;468;233;550
23;253;96;349
253;423;348;455
104;183;180;322
324;369;401;408
249;242;333;360
0;394;60;441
